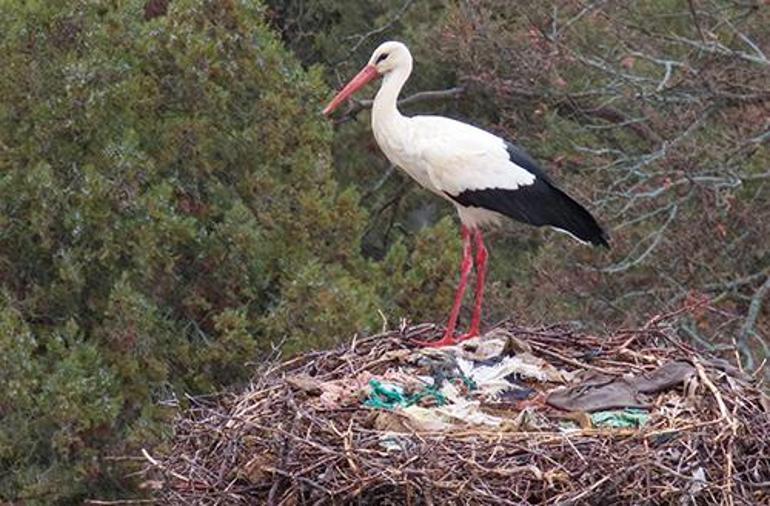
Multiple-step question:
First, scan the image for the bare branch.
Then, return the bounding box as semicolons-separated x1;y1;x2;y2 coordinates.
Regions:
550;0;609;40
668;34;770;66
333;87;465;124
335;0;415;66
687;0;706;42
704;271;769;293
718;12;768;62
737;274;770;370
562;103;662;144
600;204;679;274
361;164;397;200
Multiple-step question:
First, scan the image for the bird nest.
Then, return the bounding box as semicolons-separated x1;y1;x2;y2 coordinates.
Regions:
143;316;769;505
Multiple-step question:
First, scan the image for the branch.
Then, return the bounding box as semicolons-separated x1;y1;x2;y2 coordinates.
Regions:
333;87;466;124
747;129;770;146
560;103;662;144
599;204;678;273
85;501;154;505
703;271;768;293
549;0;609;40
361;164;397;200
738;274;770;370
335;0;415;66
668;34;770;66
687;0;706;42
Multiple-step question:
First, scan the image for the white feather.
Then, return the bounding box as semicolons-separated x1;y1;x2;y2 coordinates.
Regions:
550;226;591;245
411;116;537;195
373;114;537;202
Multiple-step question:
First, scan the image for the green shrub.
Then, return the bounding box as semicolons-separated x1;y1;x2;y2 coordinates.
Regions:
0;0;459;502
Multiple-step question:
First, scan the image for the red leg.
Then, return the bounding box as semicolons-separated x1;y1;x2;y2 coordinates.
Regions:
458;229;488;341
415;225;473;347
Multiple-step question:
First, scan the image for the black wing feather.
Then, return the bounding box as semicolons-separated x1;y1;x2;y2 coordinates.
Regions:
448;142;610;248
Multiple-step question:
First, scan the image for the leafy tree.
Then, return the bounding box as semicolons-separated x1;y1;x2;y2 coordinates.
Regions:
0;0;457;501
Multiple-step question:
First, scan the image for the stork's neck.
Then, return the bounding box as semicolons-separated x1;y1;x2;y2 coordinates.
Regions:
372;65;410;133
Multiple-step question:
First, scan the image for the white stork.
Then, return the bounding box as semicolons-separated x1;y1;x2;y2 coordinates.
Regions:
323;41;609;347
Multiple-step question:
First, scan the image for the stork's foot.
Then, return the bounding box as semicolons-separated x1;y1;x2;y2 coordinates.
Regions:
412;330;479;348
413;334;458;348
456;329;479;342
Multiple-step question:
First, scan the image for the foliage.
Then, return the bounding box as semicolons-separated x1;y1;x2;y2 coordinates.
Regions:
0;0;456;501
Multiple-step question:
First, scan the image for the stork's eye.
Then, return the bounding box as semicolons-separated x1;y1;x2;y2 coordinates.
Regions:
376;53;389;64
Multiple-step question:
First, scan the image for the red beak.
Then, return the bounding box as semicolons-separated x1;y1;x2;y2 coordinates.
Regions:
322;65;380;116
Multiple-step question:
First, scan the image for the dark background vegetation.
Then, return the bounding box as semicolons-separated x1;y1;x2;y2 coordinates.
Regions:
0;0;767;503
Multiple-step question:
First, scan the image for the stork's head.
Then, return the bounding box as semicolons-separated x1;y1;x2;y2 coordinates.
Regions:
323;41;412;116
368;41;412;76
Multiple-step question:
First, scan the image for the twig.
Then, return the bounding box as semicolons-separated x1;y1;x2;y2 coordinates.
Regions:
737;274;770;370
84;501;154;505
337;0;416;65
334;87;465;124
692;359;737;435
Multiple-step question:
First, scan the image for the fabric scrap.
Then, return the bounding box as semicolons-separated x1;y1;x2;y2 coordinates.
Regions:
632;361;695;393
547;375;647;412
496;387;537;402
455;330;534;361
434;382;504;427
316;371;374;409
457;355;554;397
514;352;573;383
400;405;455;431
547;361;696;413
393;382;504;430
591;408;650;428
378;434;407;452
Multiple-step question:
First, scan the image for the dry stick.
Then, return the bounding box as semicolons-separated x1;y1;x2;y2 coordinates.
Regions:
267;427;293;506
267;467;333;498
336;87;466;124
737;274;770;370
141;448;193;485
337;0;415;62
84;501;155;505
725;434;735;506
344;419;361;475
557;474;614;505
693;359;738;436
529;343;619;375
